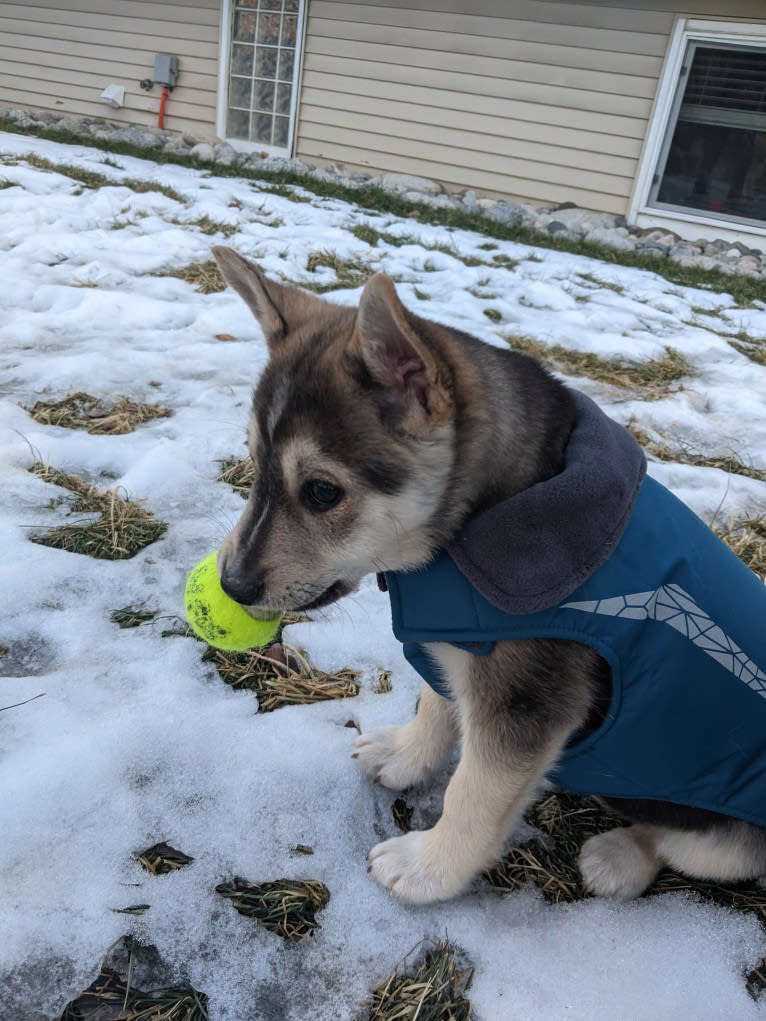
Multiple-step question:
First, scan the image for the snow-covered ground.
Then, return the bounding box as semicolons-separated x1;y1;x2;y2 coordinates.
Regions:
1;132;765;1021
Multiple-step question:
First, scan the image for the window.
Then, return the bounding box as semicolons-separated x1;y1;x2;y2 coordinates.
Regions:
220;0;305;153
630;20;766;239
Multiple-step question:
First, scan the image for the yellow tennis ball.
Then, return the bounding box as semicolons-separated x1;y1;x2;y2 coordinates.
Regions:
184;552;282;652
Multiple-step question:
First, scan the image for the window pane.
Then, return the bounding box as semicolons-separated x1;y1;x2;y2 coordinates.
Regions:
258;13;282;44
229;77;253;109
276;82;292;116
261;0;281;9
253;80;276;112
252;112;274;145
278;49;295;82
281;15;297;47
273;116;290;148
654;45;766;223
227;108;250;139
233;10;256;42
255;46;278;78
231;44;254;76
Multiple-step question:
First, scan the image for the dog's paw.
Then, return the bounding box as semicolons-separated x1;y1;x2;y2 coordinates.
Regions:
367;831;467;904
351;726;433;790
579;828;660;899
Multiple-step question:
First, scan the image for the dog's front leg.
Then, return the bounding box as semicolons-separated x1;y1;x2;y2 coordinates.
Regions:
366;642;577;904
352;683;458;790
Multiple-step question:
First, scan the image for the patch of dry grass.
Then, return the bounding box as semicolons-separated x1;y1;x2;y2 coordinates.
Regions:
361;940;474;1021
28;462;166;560
729;332;766;366
138;842;195;876
216;456;255;497
59;965;208;1021
216;877;330;942
628;424;766;483
18;153;185;201
26;391;171;435
504;334;691;397
713;516;766;579
206;641;360;712
485;792;766;925
163;260;225;294
110;605;159;629
300;250;374;293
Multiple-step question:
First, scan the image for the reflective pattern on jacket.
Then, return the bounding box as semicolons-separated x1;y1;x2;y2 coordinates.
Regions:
385;477;766;829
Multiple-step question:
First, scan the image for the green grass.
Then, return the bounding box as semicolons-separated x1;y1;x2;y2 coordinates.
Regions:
6;115;759;305
8;151;185;202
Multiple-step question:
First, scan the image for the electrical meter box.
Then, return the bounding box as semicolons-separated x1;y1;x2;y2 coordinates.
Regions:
153;54;179;88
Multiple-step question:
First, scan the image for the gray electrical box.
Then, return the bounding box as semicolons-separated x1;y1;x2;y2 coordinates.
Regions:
153;53;179;88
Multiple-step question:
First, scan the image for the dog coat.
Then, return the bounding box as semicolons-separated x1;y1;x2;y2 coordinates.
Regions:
383;392;766;829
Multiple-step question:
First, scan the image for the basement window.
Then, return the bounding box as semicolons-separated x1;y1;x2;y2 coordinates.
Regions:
648;41;766;227
221;0;305;154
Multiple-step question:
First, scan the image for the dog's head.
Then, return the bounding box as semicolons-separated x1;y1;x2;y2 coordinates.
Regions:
212;247;467;612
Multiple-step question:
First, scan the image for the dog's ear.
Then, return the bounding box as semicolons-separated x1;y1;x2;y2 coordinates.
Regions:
212;246;322;348
354;273;449;422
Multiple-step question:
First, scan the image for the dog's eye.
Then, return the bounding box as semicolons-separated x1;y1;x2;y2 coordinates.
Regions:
302;479;343;512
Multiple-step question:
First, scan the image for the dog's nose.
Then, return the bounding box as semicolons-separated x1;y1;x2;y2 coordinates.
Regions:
219;569;266;606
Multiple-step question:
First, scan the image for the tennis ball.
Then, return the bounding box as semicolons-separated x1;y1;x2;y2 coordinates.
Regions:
184;552;282;652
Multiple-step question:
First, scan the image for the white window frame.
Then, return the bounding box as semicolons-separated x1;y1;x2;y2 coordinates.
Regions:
629;18;766;244
216;0;307;157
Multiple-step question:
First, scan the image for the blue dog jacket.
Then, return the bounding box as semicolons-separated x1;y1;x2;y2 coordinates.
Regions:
384;393;766;829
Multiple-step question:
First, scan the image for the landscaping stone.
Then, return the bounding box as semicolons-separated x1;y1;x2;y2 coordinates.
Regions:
2;103;765;279
190;142;215;162
379;172;443;196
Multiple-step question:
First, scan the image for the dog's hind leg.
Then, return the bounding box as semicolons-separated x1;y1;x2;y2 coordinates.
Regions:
352;683;458;790
580;820;766;899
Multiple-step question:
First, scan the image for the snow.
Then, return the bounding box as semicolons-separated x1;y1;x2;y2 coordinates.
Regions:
1;131;765;1021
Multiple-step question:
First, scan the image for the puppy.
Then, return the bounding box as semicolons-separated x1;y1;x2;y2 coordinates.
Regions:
211;246;766;905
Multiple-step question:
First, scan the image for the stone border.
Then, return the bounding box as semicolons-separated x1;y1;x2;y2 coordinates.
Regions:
2;106;765;280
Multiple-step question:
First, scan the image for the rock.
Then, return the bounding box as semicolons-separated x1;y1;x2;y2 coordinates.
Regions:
639;244;669;258
379;172;443;196
669;243;703;258
550;207;617;236
190;142;215;162
259;156;310;174
547;220;568;235
213;143;238;165
484;200;525;226
309;167;340;184
586;227;635;251
402;189;460;209
737;256;762;274
114;126;162;149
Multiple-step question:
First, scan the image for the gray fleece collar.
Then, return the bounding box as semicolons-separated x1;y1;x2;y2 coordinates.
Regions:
447;390;647;614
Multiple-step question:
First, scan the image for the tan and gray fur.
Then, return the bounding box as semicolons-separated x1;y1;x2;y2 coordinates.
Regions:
212;246;766;905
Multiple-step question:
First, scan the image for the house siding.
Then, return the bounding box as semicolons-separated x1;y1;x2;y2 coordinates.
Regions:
296;0;766;214
0;0;221;139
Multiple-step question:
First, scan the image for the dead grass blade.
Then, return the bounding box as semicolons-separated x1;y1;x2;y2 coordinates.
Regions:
361;940;474;1021
29;462;166;560
301;250;373;292
111;605;159;629
713;516;766;579
138;842;195;876
628;424;765;483
504;334;690;398
215;877;330;942
486;792;766;924
59;966;208;1021
729;334;766;366
26;392;171;435
747;957;766;1000
206;641;359;713
215;456;255;497
163;260;225;294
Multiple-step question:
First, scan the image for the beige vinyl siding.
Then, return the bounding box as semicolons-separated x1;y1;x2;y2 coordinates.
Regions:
0;0;221;139
297;0;766;214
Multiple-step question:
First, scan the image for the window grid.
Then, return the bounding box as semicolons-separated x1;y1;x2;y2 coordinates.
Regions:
227;0;300;149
